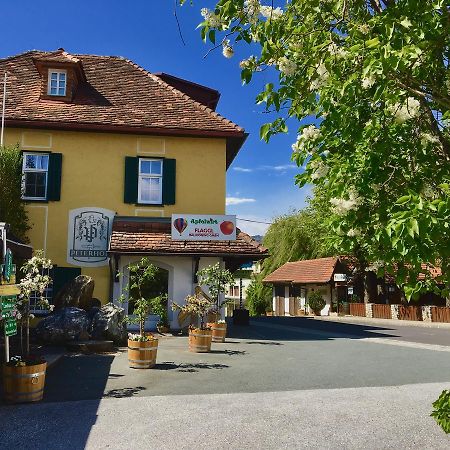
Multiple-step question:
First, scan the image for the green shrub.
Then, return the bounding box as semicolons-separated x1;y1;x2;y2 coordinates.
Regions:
307;291;326;313
246;280;272;316
431;390;450;433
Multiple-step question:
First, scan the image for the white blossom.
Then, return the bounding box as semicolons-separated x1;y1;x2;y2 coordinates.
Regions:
292;125;321;153
239;55;257;69
358;24;370;34
328;42;348;58
260;5;283;19
347;228;361;237
200;8;222;28
222;40;234;58
420;132;440;146
366;260;384;272
361;76;375;89
387;97;421;124
310;160;329;180
277;56;297;76
309;63;329;91
330;189;362;215
244;0;260;24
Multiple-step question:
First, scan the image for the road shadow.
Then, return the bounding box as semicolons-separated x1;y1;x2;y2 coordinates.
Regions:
227;316;399;341
246;341;283;346
103;386;146;398
209;349;246;356
177;362;229;373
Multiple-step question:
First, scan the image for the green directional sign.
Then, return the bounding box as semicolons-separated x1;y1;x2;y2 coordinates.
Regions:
4;318;17;337
4;249;13;282
1;295;15;311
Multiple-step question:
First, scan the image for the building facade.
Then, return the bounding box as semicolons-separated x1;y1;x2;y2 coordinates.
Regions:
1;49;268;323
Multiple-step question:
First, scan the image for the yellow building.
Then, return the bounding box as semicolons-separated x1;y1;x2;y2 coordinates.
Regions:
1;49;267;325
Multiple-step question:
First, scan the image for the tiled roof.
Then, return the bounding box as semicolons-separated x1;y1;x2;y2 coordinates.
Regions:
0;49;244;135
263;257;339;284
109;218;269;258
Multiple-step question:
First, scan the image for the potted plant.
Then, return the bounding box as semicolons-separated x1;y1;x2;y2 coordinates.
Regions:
197;262;234;343
172;292;216;352
307;291;326;316
3;250;53;403
119;258;159;369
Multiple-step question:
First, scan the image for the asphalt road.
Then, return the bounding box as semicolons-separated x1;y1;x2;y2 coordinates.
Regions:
1;317;449;449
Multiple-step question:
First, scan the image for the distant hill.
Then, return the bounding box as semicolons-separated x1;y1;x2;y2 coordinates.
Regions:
251;235;264;243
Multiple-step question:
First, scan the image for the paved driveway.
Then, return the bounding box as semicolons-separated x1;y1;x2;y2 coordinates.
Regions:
1;318;449;449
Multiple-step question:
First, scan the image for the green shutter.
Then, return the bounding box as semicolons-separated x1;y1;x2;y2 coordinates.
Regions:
47;153;62;201
124;156;139;204
162;158;176;205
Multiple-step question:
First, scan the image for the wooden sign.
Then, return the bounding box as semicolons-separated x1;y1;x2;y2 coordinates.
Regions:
0;285;20;295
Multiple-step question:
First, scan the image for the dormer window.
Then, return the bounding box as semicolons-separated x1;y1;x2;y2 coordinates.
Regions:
48;69;66;96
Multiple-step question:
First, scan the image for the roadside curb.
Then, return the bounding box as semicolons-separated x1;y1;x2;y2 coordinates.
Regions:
315;315;450;329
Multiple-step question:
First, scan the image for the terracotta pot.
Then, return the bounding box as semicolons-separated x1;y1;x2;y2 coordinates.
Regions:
127;338;158;369
189;328;212;353
207;322;227;343
3;362;47;403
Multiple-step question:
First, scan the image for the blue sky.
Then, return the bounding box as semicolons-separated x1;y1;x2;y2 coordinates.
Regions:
1;1;310;235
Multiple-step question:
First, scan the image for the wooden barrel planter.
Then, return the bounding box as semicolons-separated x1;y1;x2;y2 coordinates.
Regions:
127;338;158;369
207;322;227;343
3;362;47;403
189;328;212;353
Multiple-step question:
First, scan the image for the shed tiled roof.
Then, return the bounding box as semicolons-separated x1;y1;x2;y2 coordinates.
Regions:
109;218;269;258
0;50;245;165
263;257;339;284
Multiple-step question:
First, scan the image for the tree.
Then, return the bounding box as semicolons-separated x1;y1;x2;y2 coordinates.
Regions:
197;262;234;317
0;145;30;241
183;0;450;300
120;258;165;338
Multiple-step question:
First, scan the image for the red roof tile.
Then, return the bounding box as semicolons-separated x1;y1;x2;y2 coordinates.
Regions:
109;218;269;258
0;50;246;165
263;257;339;284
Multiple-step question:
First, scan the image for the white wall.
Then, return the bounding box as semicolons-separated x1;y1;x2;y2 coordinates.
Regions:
113;255;222;328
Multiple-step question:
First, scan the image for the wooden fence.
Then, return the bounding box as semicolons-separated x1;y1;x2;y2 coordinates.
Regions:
431;307;450;323
397;305;422;321
372;304;392;319
349;303;366;317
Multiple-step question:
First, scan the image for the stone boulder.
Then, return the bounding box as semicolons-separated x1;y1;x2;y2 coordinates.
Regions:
90;303;127;344
35;307;91;344
53;275;95;310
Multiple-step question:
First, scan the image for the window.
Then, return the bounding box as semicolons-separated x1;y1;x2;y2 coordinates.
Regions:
138;158;163;204
48;69;67;96
22;153;49;200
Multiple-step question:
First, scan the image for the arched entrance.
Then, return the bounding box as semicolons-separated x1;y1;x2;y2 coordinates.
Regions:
125;260;171;332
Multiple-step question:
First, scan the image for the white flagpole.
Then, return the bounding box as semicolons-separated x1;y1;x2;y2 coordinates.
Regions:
1;72;7;147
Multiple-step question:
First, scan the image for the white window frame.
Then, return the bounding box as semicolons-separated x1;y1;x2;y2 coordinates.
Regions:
47;69;67;96
22;152;49;200
138;158;163;204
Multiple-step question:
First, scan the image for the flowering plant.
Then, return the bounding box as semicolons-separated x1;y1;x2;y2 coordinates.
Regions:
6;354;45;367
128;333;155;342
180;0;450;301
17;250;53;356
172;293;217;330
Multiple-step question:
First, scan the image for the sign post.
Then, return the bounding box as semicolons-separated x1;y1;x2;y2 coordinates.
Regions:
0;224;19;362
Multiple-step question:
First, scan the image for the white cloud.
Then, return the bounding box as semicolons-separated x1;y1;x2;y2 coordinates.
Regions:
226;197;256;206
232;164;298;173
233;167;253;172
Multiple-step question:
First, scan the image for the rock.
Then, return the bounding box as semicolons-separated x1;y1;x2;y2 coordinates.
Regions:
53;275;95;310
35;307;91;344
91;303;127;344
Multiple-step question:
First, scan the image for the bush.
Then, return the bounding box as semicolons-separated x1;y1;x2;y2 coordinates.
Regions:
246;280;272;316
307;291;326;313
431;390;450;434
